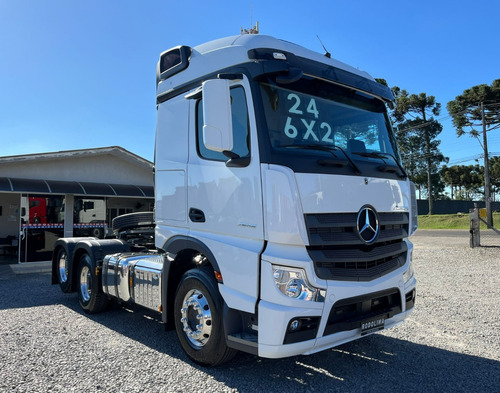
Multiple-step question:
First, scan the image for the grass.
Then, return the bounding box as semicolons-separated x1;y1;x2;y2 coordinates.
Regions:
417;213;500;230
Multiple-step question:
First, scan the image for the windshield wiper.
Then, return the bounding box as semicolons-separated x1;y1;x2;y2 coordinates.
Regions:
352;151;407;179
279;144;362;175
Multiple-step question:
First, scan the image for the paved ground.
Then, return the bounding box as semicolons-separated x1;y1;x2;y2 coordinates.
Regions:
0;230;498;393
0;260;51;277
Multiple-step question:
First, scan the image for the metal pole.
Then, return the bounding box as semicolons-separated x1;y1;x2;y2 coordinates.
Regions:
470;203;480;248
481;102;493;227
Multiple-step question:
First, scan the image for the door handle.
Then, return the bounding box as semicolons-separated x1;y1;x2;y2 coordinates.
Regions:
189;208;205;223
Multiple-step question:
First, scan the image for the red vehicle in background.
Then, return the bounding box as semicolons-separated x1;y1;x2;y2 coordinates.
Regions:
21;197;63;225
28;197;47;224
20;196;64;262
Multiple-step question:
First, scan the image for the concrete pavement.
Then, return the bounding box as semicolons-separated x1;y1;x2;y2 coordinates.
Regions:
0;261;51;279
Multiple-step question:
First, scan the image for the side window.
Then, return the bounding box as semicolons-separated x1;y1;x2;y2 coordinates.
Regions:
196;86;250;161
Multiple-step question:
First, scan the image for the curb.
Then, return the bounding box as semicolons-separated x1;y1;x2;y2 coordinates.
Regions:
0;261;51;279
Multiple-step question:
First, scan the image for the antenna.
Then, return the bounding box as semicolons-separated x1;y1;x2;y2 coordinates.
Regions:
316;35;331;58
241;1;259;35
251;1;253;28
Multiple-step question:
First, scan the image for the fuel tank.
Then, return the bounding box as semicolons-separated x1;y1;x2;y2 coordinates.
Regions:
102;253;164;312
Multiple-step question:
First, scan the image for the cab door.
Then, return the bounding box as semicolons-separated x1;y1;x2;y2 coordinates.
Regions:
187;77;264;312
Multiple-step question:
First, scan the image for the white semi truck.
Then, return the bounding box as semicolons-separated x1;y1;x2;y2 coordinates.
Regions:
52;34;418;366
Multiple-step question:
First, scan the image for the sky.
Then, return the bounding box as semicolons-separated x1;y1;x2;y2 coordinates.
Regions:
1;0;499;166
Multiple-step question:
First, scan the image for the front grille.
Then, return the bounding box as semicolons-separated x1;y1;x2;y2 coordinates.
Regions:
323;288;402;336
305;212;409;281
310;245;407;281
306;212;408;246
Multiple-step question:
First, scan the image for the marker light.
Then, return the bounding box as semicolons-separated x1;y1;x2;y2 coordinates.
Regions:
273;52;287;60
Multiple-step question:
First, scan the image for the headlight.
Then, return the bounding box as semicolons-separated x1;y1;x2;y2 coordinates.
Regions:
403;250;414;283
272;266;325;302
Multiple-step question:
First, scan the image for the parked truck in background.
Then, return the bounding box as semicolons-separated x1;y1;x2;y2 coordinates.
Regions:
21;196;49;224
58;199;107;238
52;34;418;366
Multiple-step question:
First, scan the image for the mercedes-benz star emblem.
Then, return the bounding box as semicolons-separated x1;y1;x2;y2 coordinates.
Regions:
357;206;379;244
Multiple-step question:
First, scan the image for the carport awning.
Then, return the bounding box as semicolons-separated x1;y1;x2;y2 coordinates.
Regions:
0;177;153;198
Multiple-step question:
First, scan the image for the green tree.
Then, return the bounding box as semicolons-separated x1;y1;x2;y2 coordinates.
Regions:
447;80;500;225
441;164;484;200
490;156;500;201
446;80;500;137
391;88;448;214
458;165;483;200
441;165;461;199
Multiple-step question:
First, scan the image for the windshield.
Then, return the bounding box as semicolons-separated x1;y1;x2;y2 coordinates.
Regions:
259;78;401;165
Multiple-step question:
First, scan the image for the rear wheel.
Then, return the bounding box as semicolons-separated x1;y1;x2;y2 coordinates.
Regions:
174;267;237;366
91;227;103;238
56;248;71;293
77;253;108;313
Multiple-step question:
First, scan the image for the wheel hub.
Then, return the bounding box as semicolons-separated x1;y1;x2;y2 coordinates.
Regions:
180;289;212;348
79;265;92;302
58;252;68;283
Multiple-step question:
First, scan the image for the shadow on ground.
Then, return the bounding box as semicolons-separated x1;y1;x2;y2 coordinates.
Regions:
1;274;498;393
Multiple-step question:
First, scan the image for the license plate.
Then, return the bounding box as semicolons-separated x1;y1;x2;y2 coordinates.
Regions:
360;317;385;336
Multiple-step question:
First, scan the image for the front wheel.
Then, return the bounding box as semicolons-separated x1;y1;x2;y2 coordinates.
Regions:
174;267;237;366
77;253;108;314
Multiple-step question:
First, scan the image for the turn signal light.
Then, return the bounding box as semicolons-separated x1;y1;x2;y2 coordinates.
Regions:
214;271;223;283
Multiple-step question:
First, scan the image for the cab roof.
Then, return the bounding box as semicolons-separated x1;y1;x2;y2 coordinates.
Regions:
156;34;392;103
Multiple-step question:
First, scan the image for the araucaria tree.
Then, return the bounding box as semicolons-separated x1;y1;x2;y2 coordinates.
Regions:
447;79;500;226
391;88;448;215
440;164;483;200
446;80;500;138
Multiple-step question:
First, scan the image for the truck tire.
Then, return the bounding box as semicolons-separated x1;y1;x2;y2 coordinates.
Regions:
56;247;71;293
174;267;237;366
112;212;154;234
77;253;109;314
91;227;103;238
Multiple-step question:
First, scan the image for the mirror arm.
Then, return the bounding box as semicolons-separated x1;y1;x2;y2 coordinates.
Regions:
223;151;250;168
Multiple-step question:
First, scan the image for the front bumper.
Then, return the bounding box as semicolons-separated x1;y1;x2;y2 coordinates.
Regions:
257;245;416;359
257;303;411;358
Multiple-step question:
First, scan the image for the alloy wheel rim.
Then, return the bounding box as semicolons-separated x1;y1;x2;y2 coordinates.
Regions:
79;265;91;302
180;289;212;348
58;252;68;283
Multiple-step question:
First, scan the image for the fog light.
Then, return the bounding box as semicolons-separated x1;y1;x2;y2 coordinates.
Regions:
284;316;321;344
289;319;301;332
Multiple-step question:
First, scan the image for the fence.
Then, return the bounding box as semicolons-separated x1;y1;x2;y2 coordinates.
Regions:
418;199;500;215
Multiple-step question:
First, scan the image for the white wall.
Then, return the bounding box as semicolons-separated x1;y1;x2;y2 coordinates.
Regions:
0;152;153;186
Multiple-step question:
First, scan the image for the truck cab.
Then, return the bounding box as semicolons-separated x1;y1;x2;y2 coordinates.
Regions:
53;34;417;366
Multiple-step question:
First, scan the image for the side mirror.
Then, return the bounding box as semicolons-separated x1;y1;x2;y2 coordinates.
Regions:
202;79;233;152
